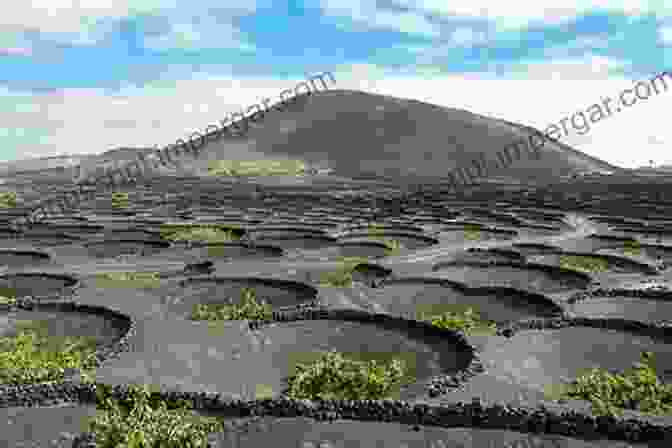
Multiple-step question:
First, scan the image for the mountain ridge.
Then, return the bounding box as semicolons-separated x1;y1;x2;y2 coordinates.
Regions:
1;89;622;186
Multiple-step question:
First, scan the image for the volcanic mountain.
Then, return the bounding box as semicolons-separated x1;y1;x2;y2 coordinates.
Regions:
4;89;622;186
187;88;622;184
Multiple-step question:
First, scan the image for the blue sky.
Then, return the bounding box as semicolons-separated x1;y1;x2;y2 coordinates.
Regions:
1;1;670;167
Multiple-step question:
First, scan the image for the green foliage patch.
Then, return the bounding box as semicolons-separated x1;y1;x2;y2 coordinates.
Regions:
0;319;98;385
623;239;642;257
366;223;386;238
0;295;16;306
111;192;129;209
284;349;410;400
560;255;609;273
318;268;353;287
0;286;18;299
207;159;306;177
160;224;242;243
0;191;17;208
86;383;227;448
545;351;672;417
419;304;497;336
318;257;372;287
382;239;404;254
95;271;161;288
189;287;272;321
463;224;482;241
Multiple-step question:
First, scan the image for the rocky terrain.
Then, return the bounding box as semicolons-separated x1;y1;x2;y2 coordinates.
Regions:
0;90;671;447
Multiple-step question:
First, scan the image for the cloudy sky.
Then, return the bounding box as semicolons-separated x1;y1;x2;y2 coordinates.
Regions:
1;1;670;168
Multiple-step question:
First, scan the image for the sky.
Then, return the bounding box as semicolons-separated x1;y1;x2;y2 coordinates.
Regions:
0;1;670;168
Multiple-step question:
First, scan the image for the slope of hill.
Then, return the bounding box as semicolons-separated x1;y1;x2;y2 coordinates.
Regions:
2;89;622;187
184;89;621;185
0;155;91;174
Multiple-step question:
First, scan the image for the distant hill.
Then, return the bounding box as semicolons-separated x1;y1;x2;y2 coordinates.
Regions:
0;154;89;174
186;89;622;185
1;89;622;187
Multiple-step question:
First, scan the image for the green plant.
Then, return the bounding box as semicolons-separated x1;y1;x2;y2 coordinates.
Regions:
382;239;404;255
96;272;161;288
86;383;226;447
284;349;407;400
160;224;241;243
547;351;672;417
318;257;372;287
319;268;353;287
560;255;609;273
0;295;16;306
207;159;306;177
0;191;17;208
0;321;98;385
367;223;385;238
111;192;129;209
623;239;641;257
464;224;482;241
190;287;271;321
421;306;497;335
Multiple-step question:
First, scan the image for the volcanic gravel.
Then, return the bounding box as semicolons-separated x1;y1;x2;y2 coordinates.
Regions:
1;175;672;447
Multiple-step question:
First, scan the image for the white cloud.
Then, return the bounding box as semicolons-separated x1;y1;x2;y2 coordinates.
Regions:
143;20;255;52
0;1;257;45
0;73;318;162
368;9;441;37
327;0;672;30
318;0;440;37
0;1;147;34
542;35;612;58
507;55;631;80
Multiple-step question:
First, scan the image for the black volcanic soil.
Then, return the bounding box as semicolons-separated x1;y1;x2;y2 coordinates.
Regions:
367;279;563;323
202;416;649;448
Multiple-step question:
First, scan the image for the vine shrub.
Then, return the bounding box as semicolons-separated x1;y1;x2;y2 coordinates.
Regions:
86;383;226;448
207;159;306;177
548;351;672;417
559;255;609;273
319;257;371;287
421;306;497;336
366;224;385;238
190;287;272;321
111;192;129;209
95;272;161;288
160;224;241;244
0;321;98;385
382;239;404;255
319;269;353;288
464;224;481;241
284;350;407;400
623;239;642;257
0;191;17;208
0;295;16;306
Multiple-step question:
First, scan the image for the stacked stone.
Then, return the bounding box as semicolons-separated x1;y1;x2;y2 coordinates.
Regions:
494;315;672;340
590;287;672;300
0;381;95;408
426;349;485;397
